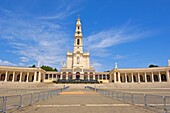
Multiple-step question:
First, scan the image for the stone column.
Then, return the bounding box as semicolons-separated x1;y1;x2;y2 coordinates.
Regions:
166;70;170;82
66;72;69;80
93;74;95;80
80;73;84;80
4;71;8;82
48;74;49;80
131;73;134;83
87;73;90;80
125;73;127;83
114;72;116;83
52;73;54;80
19;72;22;82
12;71;15;82
33;71;37;82
100;74;102;80
60;73;63;80
138;72;140;83
144;72;147;83
38;72;41;82
151;72;154;82
159;71;161;82
118;72;121;83
26;72;29;82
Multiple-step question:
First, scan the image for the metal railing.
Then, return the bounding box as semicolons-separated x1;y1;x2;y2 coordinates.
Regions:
86;86;170;113
0;88;50;94
0;86;69;113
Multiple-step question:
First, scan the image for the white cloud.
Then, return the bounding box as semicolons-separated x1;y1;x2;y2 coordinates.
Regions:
85;23;150;57
36;2;82;20
20;57;29;63
93;62;102;72
113;55;127;60
0;59;16;66
37;8;80;20
0;7;74;69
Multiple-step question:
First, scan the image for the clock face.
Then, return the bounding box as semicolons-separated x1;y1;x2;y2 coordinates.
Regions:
77;31;80;34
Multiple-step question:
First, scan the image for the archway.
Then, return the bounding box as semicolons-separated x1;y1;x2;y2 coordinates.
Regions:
62;72;66;80
133;76;137;82
107;74;110;80
120;76;123;82
103;74;106;80
76;72;80;80
99;75;102;79
0;74;5;81
127;76;129;82
9;74;13;81
84;72;88;80
140;75;144;82
161;74;167;82
24;75;27;82
16;74;20;81
90;72;93;81
32;75;34;82
57;74;61;80
68;72;72;80
147;75;151;82
95;75;98;80
154;75;159;82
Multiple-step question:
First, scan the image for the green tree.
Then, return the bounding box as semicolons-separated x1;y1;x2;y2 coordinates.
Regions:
29;64;36;68
41;65;58;71
54;68;58;71
149;64;158;68
104;70;110;72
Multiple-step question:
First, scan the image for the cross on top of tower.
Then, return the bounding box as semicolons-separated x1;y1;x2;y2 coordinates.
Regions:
76;17;81;25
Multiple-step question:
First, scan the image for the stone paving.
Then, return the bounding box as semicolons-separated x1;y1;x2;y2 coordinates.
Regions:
10;87;157;113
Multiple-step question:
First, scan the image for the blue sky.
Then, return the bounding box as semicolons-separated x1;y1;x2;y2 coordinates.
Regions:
0;0;170;71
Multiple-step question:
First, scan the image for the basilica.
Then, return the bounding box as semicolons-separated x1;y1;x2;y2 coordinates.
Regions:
0;18;170;84
59;18;96;83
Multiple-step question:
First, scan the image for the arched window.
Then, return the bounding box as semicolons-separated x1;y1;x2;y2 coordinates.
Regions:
78;26;79;29
77;39;80;45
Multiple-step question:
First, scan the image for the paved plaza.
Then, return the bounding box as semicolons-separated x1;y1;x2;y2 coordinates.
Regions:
10;87;156;113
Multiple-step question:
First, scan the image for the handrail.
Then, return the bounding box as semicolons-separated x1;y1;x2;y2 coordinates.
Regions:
87;86;169;113
0;86;69;113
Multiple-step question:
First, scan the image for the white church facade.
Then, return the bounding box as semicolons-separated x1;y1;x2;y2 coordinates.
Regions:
59;18;96;83
0;18;170;84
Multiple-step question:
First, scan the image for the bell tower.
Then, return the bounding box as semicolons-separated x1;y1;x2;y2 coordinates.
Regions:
61;17;95;79
74;18;83;53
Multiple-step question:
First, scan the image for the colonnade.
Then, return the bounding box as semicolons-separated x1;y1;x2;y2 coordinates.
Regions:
45;72;97;80
45;72;110;81
0;70;44;82
112;70;170;83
